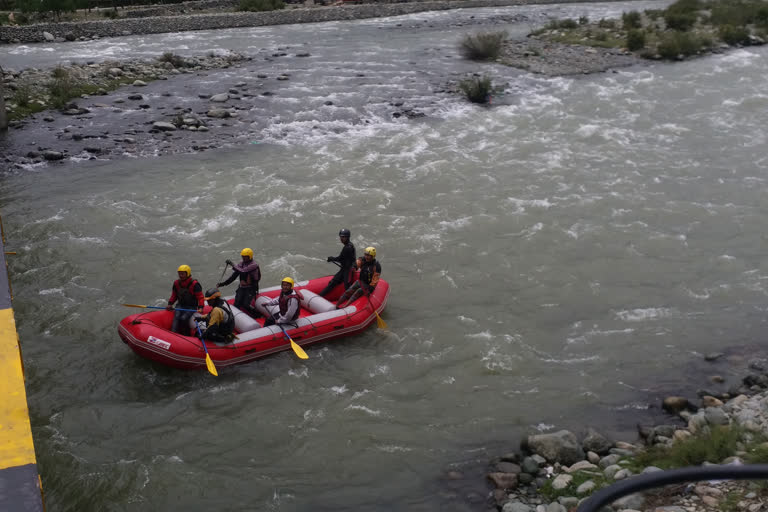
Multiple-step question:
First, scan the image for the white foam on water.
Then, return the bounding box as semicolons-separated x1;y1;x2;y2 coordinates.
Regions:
345;404;382;416
329;385;348;395
68;235;108;245
376;444;412;453
40;288;65;296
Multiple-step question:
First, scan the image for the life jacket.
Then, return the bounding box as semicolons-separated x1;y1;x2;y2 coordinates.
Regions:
173;278;200;307
219;302;235;334
359;259;381;289
234;261;261;289
278;290;302;322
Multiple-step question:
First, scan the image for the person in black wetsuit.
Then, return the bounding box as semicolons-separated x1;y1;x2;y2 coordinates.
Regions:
319;228;356;298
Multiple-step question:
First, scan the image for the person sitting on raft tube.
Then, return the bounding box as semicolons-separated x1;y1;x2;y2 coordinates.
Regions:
263;277;302;327
319;228;356;298
166;264;204;335
218;247;261;314
336;246;381;309
197;288;236;344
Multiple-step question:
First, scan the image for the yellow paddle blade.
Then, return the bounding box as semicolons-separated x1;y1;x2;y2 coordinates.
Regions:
205;354;218;376
290;339;309;360
375;312;388;329
122;303;148;308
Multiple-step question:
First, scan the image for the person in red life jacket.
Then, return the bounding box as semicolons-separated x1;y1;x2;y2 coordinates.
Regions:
166;264;204;335
197;288;236;344
263;277;302;327
319;228;357;298
336;246;381;309
217;247;261;314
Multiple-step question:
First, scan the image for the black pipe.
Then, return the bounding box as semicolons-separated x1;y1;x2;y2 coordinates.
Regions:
577;464;768;512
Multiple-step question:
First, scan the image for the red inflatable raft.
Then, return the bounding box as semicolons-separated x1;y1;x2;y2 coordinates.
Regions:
118;274;389;370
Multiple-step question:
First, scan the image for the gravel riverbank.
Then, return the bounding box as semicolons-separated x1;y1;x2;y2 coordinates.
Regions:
474;352;768;512
0;0;636;44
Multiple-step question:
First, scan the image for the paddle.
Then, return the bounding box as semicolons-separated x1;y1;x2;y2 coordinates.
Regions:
367;295;387;329
123;304;199;312
194;321;218;376
216;261;230;288
276;322;308;360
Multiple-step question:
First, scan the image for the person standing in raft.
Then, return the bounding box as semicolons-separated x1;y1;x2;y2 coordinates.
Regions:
336;246;381;309
319;228;356;298
197;288;236;344
166;264;204;335
218;247;261;314
263;277;302;327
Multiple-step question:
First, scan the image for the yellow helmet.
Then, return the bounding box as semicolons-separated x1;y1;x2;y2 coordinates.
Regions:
282;277;295;286
177;264;191;276
241;248;254;259
364;246;376;258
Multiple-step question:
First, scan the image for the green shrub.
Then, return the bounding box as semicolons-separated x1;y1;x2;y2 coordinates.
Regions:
102;9;118;18
657;31;701;58
458;75;493;104
558;18;578;29
238;0;283;12
51;65;68;79
622;10;642;29
594;30;608;41
11;83;32;107
597;18;616;29
158;51;187;68
719;24;751;45
47;76;81;109
645;9;663;21
459;30;507;61
626;29;646;50
578;15;588;25
665;11;697;30
667;0;701;15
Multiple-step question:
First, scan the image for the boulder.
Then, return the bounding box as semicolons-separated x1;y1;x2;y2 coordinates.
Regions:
526;430;585;465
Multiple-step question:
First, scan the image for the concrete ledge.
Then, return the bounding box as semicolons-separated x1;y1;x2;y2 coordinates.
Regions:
0;222;44;511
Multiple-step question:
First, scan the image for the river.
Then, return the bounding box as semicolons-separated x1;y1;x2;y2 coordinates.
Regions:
2;1;768;510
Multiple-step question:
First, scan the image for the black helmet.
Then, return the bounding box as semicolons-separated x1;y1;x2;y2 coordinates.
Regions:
339;228;351;238
204;288;222;301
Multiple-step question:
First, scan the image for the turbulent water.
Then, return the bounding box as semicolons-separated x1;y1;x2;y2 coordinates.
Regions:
2;1;768;510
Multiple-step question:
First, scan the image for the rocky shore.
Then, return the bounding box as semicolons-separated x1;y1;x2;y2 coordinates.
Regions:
478;354;768;512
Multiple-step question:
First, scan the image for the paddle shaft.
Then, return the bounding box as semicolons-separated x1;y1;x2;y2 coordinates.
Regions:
124;304;199;312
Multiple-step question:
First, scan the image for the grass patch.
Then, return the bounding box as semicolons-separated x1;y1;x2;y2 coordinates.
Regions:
537;470;608;501
11;83;33;107
459;30;507;60
632;426;747;470
458;75;493;104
